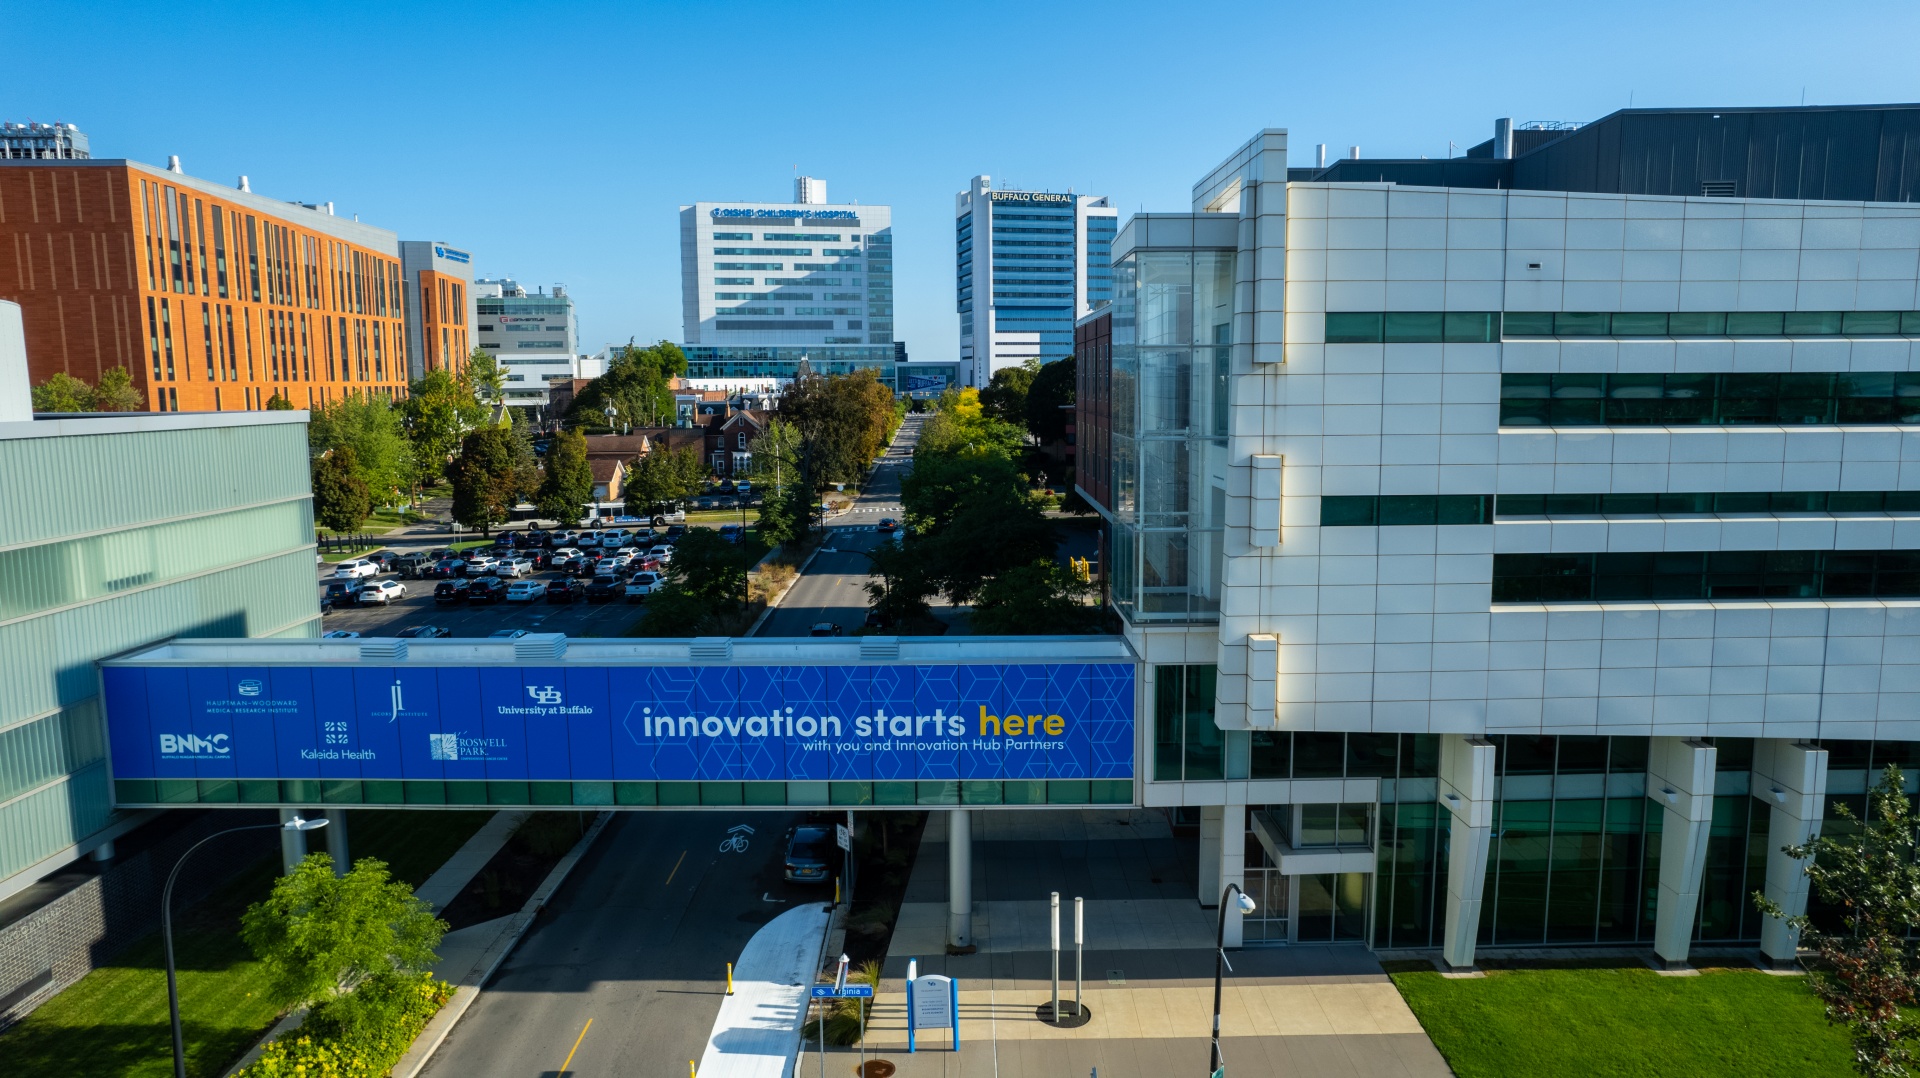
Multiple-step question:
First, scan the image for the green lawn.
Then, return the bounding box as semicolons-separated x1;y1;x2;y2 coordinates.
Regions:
0;810;491;1078
315;505;425;538
1388;960;1854;1078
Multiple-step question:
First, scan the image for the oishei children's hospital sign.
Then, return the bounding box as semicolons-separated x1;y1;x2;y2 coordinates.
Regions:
102;663;1135;784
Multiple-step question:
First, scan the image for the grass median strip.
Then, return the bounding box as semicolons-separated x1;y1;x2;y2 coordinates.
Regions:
0;810;491;1078
1386;959;1853;1078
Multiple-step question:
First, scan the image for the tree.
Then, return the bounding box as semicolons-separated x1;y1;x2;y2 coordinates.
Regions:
863;540;935;622
537;429;593;521
265;392;296;411
402;366;490;487
968;559;1098;635
240;853;444;1009
979;358;1039;428
1025;355;1076;444
312;448;373;532
749;419;806;546
777;368;898;489
465;348;505;404
448;426;524;535
30;372;95;413
668;527;751;605
94;366;144;412
310;396;410;507
1756;765;1920;1077
623;444;703;519
567;341;686;430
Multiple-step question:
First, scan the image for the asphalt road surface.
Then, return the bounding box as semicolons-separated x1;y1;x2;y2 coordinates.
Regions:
755;413;922;639
420;811;831;1078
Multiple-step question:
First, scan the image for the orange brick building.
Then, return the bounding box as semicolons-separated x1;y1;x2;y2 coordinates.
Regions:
0;159;425;412
399;240;473;379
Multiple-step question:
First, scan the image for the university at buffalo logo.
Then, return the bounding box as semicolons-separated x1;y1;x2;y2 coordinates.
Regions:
526;685;563;705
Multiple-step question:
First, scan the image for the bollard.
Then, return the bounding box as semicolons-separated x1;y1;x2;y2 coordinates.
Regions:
1050;891;1061;1024
1074;895;1084;1016
688;1062;695;1078
726;961;733;996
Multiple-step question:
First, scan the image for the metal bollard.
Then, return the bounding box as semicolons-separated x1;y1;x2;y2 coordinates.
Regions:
1050;891;1061;1023
726;961;733;995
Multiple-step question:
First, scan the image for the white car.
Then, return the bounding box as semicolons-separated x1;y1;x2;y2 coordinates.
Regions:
601;529;630;548
625;573;659;602
576;532;602;549
464;552;498;572
649;545;674;563
504;580;547;602
498;557;535;578
550;546;581;563
359;579;407;604
333;559;378;579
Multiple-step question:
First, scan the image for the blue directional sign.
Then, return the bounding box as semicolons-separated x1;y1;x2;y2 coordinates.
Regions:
811;984;874;998
101;662;1135;784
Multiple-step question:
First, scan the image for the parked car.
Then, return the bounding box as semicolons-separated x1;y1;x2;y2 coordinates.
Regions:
323;580;365;605
525;529;551;548
625;572;660;603
466;577;508;604
600;529;630;549
718;523;745;544
736;481;752;495
585;574;620;602
693;495;716;510
333;558;379;580
576;532;602;550
434;580;471;604
395;625;451;638
505;579;547;602
809;622;843;637
783;825;833;883
321;630;362;639
545;577;578;604
359;579;407;605
864;610;896;630
665;525;687;540
490;629;529;639
390;552;434;578
499;557;535;578
649;545;674;563
365;550;399;571
550;529;578;547
464;552;499;573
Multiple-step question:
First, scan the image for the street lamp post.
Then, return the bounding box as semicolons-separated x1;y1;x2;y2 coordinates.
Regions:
163;815;329;1078
1208;884;1257;1078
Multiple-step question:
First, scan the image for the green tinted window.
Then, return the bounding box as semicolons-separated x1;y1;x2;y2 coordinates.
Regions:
1325;312;1383;343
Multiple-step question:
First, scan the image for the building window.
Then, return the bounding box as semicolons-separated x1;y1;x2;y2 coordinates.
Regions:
1320;495;1492;526
1501;372;1920;426
1493;549;1920;602
1495;490;1920;516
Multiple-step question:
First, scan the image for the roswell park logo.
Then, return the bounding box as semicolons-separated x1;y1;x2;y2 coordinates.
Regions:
428;731;509;762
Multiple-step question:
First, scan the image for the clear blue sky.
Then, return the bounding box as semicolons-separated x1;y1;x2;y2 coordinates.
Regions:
7;0;1917;363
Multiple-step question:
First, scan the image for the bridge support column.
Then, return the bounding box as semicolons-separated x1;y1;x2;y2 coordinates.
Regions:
1649;737;1717;970
948;808;972;950
325;809;351;876
1752;740;1828;968
1438;735;1496;972
279;808;309;874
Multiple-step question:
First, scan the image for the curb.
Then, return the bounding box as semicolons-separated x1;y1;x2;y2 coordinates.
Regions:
392;811;614;1078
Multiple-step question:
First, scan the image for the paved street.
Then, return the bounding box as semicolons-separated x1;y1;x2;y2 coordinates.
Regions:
757;413;922;639
420;811;828;1078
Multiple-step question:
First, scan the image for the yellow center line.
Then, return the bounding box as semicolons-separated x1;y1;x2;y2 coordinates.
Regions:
665;849;688;886
559;1017;592;1074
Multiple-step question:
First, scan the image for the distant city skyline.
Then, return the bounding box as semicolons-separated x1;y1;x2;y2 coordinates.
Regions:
5;0;1916;364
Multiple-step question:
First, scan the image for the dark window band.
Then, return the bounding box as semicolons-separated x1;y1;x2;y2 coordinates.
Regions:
1496;491;1920;516
1500;372;1920;426
1321;495;1493;526
1493;549;1920;603
1326;310;1920;344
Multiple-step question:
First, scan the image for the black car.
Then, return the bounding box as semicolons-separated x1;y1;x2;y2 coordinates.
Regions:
395;625;451;638
584;574;620;602
390;552;434;578
466;577;508;604
545;578;578;603
864;610;896;630
421;562;457;580
323;580;364;605
433;580;471;604
665;525;686;540
365;550;398;571
783;825;834;883
525;529;551;548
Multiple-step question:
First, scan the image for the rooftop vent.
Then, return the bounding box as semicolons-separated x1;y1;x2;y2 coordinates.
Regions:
689;637;732;662
860;637;900;661
514;634;568;662
1700;180;1739;198
359;640;407;662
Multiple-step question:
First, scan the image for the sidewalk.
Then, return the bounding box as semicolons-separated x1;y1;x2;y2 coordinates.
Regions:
854;810;1454;1078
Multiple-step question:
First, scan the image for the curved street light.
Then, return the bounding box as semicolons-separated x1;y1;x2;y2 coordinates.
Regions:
163;815;328;1078
1208;883;1257;1077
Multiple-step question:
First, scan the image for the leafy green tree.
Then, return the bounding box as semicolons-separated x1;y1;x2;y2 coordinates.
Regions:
979;358;1039;428
863;540;935;622
265;392;296;411
668;527;751;605
30;372;95;413
537;429;593;521
465;348;505;404
567;341;686;430
1756;765;1920;1077
95;366;145;412
1025;355;1076;444
448;426;524;535
623;444;703;519
777;368;898;489
402;367;490;486
310;396;410;507
968;559;1098;635
240;854;444;1008
312;448;373;532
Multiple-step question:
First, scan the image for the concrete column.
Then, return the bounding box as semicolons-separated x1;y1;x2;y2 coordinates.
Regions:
324;809;351;876
1219;802;1247;948
947;808;972;949
1751;740;1829;967
278;808;309;874
1197;805;1224;906
1437;734;1495;971
90;840;116;862
1647;737;1717;969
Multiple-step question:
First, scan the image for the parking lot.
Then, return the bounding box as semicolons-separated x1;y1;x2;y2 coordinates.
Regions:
319;546;655;638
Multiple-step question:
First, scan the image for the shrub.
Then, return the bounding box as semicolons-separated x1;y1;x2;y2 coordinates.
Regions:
237;973;451;1078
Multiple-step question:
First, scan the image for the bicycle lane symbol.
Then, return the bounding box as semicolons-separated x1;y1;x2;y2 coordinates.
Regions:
719;823;754;853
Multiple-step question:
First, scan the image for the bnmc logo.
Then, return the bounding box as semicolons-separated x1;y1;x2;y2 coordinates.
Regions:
527;685;563;705
159;733;230;757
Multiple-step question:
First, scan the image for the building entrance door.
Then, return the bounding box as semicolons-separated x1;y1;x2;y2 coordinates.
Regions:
1241;864;1290;944
1293;872;1369;943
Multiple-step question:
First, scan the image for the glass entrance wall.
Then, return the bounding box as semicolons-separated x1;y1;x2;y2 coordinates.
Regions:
1107;247;1232;623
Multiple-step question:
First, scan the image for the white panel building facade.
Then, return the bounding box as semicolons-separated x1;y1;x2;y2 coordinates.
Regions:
1084;106;1920;964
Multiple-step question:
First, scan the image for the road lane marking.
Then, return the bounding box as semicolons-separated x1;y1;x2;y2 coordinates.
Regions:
665;849;687;885
559;1017;592;1074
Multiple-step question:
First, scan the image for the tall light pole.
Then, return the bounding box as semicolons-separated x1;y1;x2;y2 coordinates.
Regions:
1209;883;1256;1078
163;816;329;1078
